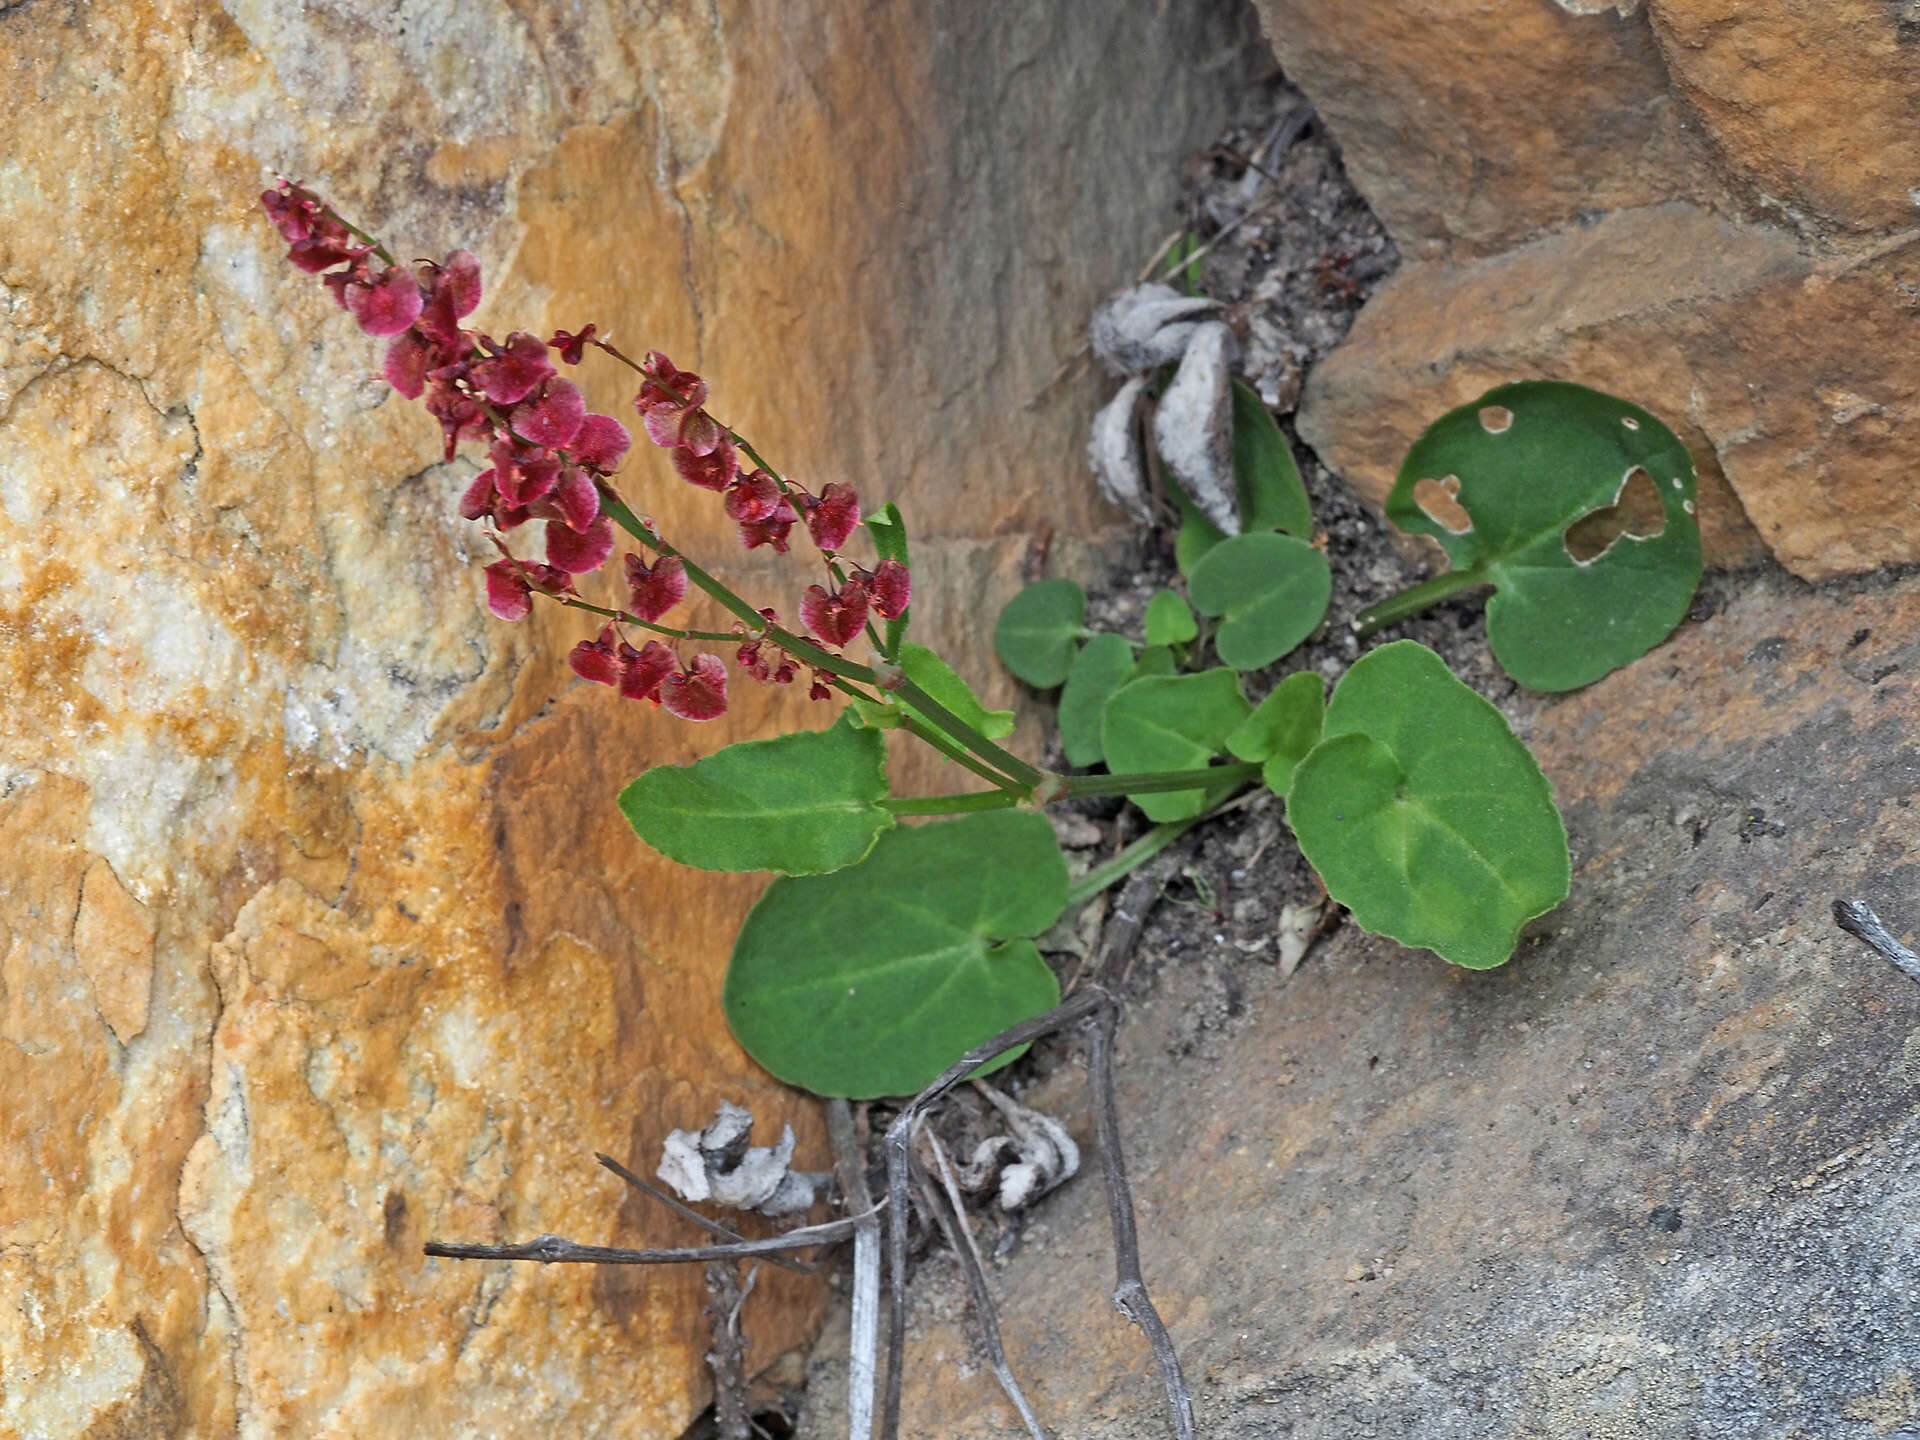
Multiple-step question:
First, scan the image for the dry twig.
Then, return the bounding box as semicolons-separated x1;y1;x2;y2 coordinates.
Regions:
705;1260;755;1440
827;1099;882;1440
596;1152;815;1275
1835;899;1920;983
423;1210;870;1266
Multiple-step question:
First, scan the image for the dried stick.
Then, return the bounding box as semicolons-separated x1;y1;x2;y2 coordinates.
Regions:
827;1099;882;1440
596;1152;814;1275
1835;900;1920;983
705;1260;753;1440
880;990;1106;1439
914;1138;1047;1440
424;1211;870;1266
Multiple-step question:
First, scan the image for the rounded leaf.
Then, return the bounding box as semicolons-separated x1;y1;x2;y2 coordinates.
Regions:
1100;669;1251;823
1188;532;1332;672
724;810;1068;1098
1288;642;1569;969
1388;380;1702;691
1058;632;1136;768
995;578;1086;688
1174;380;1314;573
1144;590;1199;647
618;717;893;874
1227;670;1326;794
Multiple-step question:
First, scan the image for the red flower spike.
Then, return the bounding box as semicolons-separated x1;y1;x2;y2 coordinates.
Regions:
474;332;556;406
484;560;534;621
624;553;687;622
384;330;434;399
572;413;632;473
738;508;794;553
550;325;597;365
619;640;676;702
347;265;424;336
546;514;615;573
800;578;869;648
661;654;728;721
673;433;739;492
869;558;911;619
569;626;622;686
803;482;861;552
724;470;781;524
551;466;601;532
516;378;587;449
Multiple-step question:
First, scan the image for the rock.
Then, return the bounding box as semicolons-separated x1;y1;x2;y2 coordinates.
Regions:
1297;203;1920;579
823;567;1920;1438
1251;0;1718;258
1647;0;1920;233
0;2;1254;1435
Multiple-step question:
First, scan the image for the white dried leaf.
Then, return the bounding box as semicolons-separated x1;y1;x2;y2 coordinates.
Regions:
1152;321;1239;536
971;1081;1079;1212
657;1101;826;1218
1277;902;1316;978
1087;376;1152;524
1088;282;1220;377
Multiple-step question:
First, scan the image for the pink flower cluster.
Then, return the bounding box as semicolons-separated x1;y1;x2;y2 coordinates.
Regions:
263;181;913;723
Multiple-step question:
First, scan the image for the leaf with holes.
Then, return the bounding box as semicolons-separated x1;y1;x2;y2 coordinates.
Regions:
1175;380;1315;573
723;809;1067;1097
1288;642;1568;969
1228;670;1325;793
1101;669;1252;822
1188;532;1332;671
1388;380;1702;691
618;713;894;874
994;578;1086;688
1058;632;1136;767
1144;590;1198;647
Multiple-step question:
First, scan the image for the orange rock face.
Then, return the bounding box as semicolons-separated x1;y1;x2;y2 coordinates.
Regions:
0;1;1252;1435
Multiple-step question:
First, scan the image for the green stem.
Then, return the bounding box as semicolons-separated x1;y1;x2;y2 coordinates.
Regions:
1065;816;1202;909
880;791;1024;816
897;717;1027;794
889;678;1044;789
1060;761;1261;800
1351;564;1490;639
558;596;738;642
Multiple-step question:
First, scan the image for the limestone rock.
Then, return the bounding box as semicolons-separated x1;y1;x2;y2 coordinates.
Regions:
813;569;1920;1438
1297;204;1920;579
1648;0;1920;233
0;1;1254;1435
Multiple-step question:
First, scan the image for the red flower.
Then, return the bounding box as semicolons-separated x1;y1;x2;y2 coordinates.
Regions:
623;553;687;622
515;378;587;449
794;482;861;552
571;413;632;473
544;465;601;532
545;514;615;574
809;672;834;702
549;324;597;365
723;470;782;523
490;441;560;508
869;558;911;619
673;433;739;491
473;332;555;405
570;625;623;685
619;640;676;702
800;578;870;648
634;351;723;453
660;654;729;720
459;470;529;528
738;509;795;553
345;265;423;336
417;251;482;345
383;330;435;399
484;559;574;620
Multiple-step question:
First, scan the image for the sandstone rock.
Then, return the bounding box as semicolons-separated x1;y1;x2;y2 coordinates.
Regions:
809;568;1920;1438
1297;203;1920;580
1251;0;1718;257
0;1;1255;1435
1648;0;1920;233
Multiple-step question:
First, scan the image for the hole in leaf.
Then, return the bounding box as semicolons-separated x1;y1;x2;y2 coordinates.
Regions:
1563;466;1666;564
1621;415;1641;431
1412;475;1472;534
1478;405;1513;434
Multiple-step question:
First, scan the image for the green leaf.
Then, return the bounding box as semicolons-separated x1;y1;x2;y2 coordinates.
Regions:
1171;231;1205;295
723;810;1068;1097
1174;381;1314;573
1101;670;1252;822
1187;532;1332;671
994;578;1086;689
1228;670;1325;793
1144;590;1199;647
1387;380;1703;691
897;642;1014;740
1130;645;1177;680
865;502;911;655
1057;632;1136;767
618;714;894;875
1287;642;1569;969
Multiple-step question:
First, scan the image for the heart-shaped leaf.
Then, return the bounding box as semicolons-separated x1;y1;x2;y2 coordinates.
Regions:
619;714;894;875
865;502;911;655
1144;589;1199;647
724;809;1068;1097
1101;669;1252;822
1175;380;1314;573
1227;670;1325;793
1287;642;1568;969
1058;632;1136;767
1130;645;1177;680
995;578;1087;688
1387;380;1702;691
1188;532;1332;672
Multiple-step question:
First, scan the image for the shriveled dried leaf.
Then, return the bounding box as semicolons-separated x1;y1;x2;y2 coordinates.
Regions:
1152;321;1239;536
1087;376;1153;523
1088;282;1219;377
